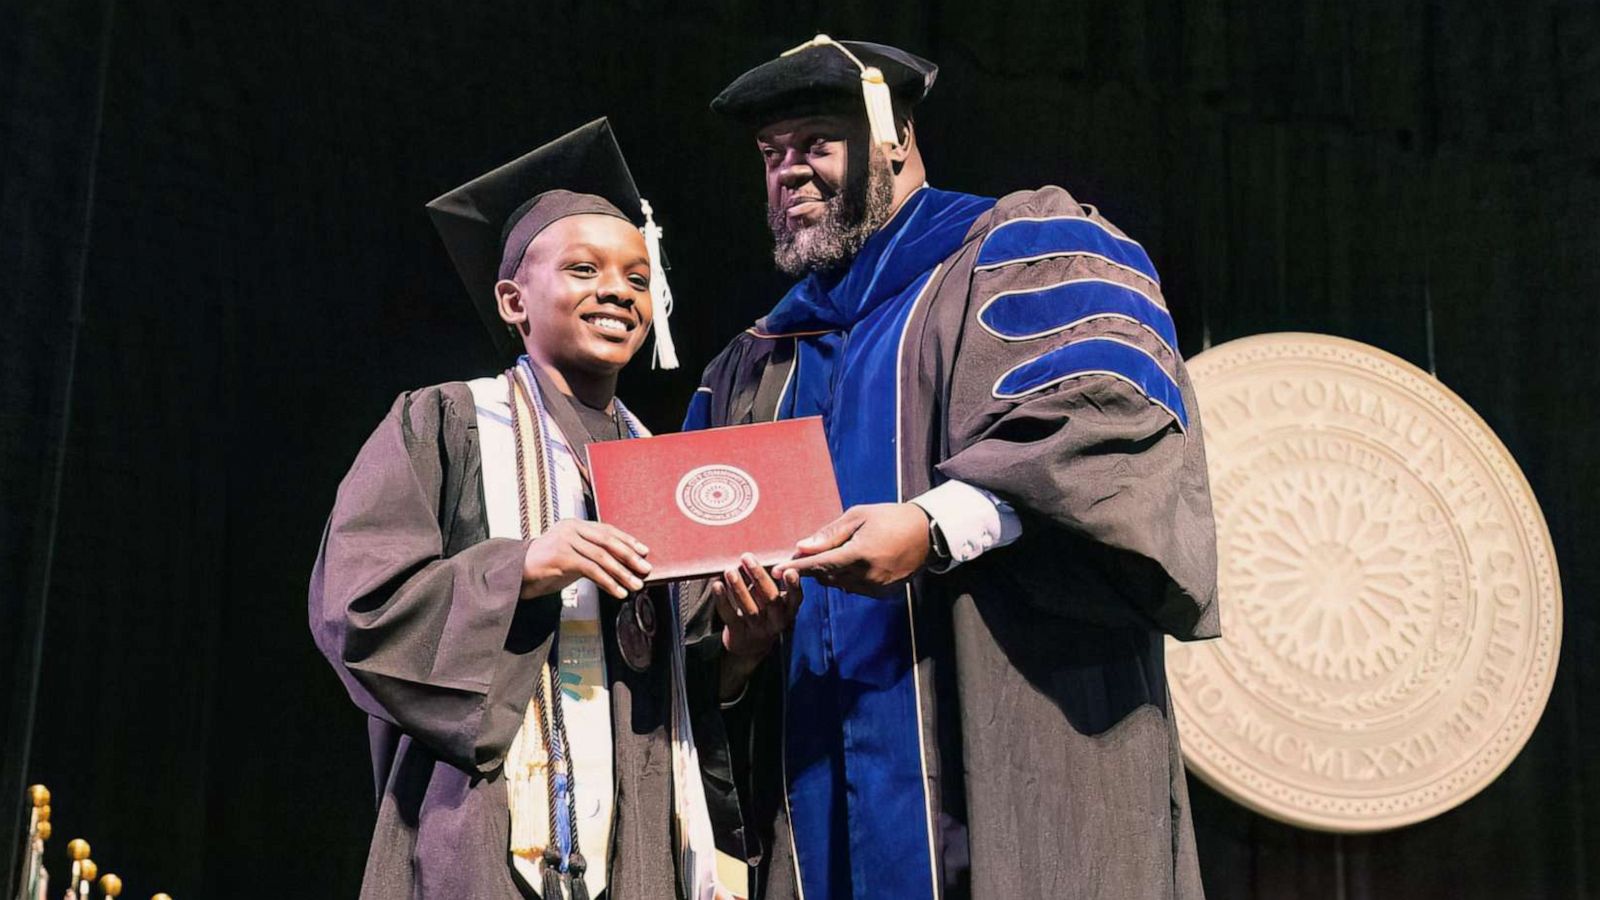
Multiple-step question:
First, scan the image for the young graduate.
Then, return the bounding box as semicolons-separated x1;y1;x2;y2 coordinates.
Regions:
310;119;777;900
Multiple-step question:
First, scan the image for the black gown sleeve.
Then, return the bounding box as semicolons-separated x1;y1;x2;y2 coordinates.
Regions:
309;385;558;773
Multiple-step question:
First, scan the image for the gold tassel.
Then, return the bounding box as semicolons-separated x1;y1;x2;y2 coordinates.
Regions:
638;199;679;370
860;67;900;148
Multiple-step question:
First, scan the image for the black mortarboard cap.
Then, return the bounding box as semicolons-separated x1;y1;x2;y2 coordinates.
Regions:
425;118;648;361
710;37;937;132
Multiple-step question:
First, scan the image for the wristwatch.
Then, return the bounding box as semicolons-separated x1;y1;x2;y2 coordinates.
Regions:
927;513;953;565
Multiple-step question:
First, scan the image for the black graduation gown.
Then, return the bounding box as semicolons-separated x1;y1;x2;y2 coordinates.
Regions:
309;382;731;900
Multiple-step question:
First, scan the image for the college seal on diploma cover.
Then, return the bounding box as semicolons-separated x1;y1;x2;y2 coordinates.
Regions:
676;464;761;526
1169;333;1561;831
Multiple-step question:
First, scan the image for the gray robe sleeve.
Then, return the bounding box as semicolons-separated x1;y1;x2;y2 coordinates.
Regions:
309;385;556;774
937;187;1219;639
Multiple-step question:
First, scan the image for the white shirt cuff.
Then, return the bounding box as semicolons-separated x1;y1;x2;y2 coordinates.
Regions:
910;480;1023;573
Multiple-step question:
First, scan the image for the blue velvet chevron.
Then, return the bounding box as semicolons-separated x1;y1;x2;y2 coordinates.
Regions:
978;278;1177;350
994;337;1188;428
976;216;1160;284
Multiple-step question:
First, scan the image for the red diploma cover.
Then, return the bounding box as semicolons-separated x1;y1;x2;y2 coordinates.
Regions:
587;417;843;582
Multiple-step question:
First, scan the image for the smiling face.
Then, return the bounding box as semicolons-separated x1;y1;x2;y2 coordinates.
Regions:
494;214;653;381
757;114;895;276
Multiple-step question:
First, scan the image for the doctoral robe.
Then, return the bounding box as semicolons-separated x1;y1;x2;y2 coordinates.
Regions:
309;381;735;899
684;185;1220;900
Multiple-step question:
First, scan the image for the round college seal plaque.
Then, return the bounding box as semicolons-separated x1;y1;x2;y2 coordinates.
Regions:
676;464;760;527
1170;333;1561;832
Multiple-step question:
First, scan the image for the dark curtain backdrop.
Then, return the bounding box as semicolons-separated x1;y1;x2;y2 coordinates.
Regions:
3;1;1596;897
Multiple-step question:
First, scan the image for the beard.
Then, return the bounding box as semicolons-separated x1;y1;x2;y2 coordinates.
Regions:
768;151;896;277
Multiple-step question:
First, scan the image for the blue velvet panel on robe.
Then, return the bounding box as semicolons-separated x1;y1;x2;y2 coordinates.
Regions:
975;215;1160;284
683;387;713;432
978;277;1177;351
758;187;993;900
993;336;1189;428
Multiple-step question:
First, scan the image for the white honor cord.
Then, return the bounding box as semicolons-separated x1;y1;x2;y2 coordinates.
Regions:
639;199;679;370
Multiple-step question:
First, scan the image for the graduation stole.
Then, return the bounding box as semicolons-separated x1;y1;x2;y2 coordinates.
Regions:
502;363;737;900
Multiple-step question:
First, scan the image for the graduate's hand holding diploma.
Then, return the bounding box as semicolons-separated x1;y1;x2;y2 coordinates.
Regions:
715;553;803;656
774;502;932;596
519;519;653;600
715;553;804;699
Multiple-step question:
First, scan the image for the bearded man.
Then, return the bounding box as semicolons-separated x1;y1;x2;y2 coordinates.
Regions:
683;37;1221;900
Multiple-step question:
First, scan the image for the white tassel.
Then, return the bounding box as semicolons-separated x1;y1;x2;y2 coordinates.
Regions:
639;198;679;370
